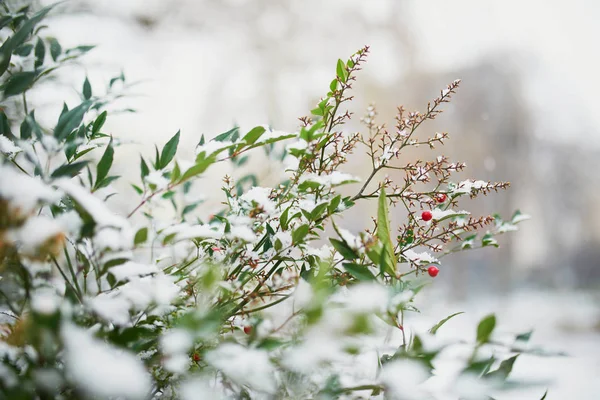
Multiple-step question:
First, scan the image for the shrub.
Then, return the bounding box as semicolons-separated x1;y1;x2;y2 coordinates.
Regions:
0;4;550;400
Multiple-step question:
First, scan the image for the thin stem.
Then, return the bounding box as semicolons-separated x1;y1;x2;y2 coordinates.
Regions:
52;257;82;304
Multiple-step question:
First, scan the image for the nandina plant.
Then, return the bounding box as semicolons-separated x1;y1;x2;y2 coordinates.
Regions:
0;4;553;400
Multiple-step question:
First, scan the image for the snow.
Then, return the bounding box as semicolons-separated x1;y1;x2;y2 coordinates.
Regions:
403;249;439;264
167;223;223;241
431;209;470;220
453;179;489;195
300;171;360;187
160;329;193;355
144;171;170;189
206;343;277;394
179;378;225;400
240;186;276;215
0;164;60;217
379;359;429;400
0;136;21;157
195;140;234;158
109;261;158;282
342;282;389;314
54;179;128;230
7;216;64;256
226;225;257;242
89;274;180;326
31;289;60;315
62;323;151;399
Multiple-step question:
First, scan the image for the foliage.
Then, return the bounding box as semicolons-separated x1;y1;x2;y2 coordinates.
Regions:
0;3;551;400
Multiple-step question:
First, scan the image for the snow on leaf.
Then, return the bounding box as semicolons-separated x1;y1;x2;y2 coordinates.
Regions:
62;324;151;399
206;343;277;394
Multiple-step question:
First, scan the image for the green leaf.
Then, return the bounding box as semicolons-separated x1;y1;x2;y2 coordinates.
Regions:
65;45;96;55
51;161;88;178
34;37;45;69
0;110;14;140
170;162;181;183
54;101;91;140
515;330;533;342
92;111;107;134
329;238;358;260
179;154;215;182
377;189;397;276
486;355;518;381
429;312;464;335
213;126;238;142
242;126;266;145
158;130;180;169
13;43;33;56
94;175;120;190
336;59;348;83
48;37;61;61
3;71;36;97
20;111;39;139
343;262;376;281
280;207;290;231
140;156;150;179
540;390;548;400
131;184;143;195
83;77;92;100
292;224;310;245
328;194;341;214
95;138;114;189
476;314;496;344
0;4;55;77
134;227;148;245
329;79;337;92
482;233;499;248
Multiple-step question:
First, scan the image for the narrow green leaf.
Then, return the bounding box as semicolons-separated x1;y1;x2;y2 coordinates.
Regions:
13;43;33;56
280;207;290;231
213;126;238;142
377;189;397;275
3;71;36;97
95;138;114;188
159;130;180;169
0;4;55;77
429;312;464;335
54;101;91;140
515;330;533;342
242;126;266;145
329;238;358;260
51;161;88;178
486;355;519;381
292;224;310;245
83;76;92;100
34;37;45;68
139;156;150;180
336;59;348;83
179;154;215;182
540;390;548;400
476;314;497;344
343;262;376;281
92;111;107;134
134;227;148;245
48;37;61;61
94;175;120;190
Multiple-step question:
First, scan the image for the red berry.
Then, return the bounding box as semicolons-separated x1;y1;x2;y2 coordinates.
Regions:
192;353;201;362
427;266;439;277
421;210;433;221
212;247;222;252
436;193;447;203
243;325;253;335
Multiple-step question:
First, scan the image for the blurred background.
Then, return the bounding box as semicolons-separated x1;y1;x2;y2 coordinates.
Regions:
24;0;600;397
